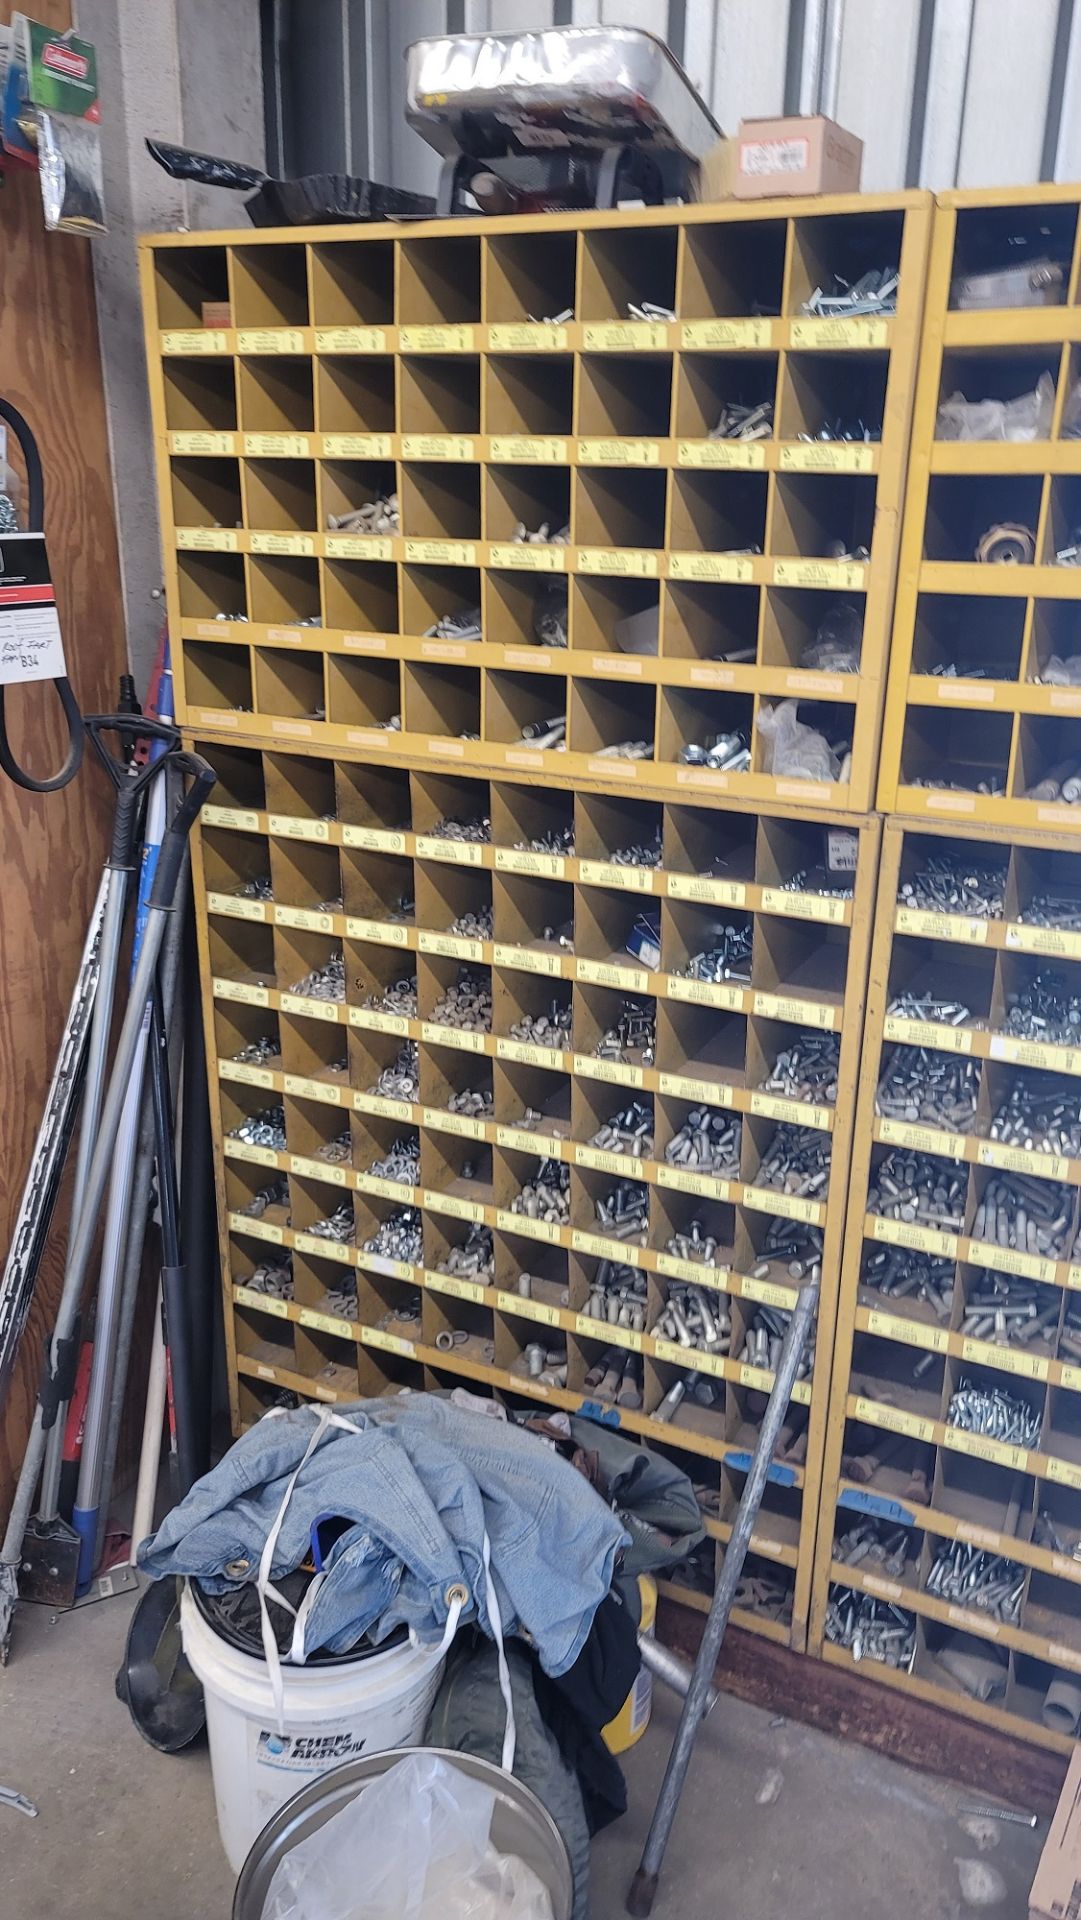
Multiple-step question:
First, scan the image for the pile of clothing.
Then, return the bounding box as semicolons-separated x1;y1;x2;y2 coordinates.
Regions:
140;1389;705;1919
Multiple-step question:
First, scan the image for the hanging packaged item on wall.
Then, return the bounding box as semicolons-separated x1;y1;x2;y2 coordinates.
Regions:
1;16;105;232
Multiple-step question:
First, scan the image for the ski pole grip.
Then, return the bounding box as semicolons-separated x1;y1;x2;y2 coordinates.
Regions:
149;753;217;910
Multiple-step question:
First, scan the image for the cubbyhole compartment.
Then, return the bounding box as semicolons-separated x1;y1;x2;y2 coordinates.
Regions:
836;1415;936;1505
1036;1478;1081;1561
752;699;854;779
412;771;491;843
649;1346;727;1440
662;580;759;664
925;474;1043;565
254;647;325;721
663;895;754;986
485;358;574;438
493;871;572;954
743;1113;830;1197
341;845;415;926
485;671;566;750
336;760;409;838
574;984;656;1074
738;1206;821;1295
657;687;753;768
493;964;572;1058
910;592;1024;682
580;227;678;322
569;678;656;760
310;240;395;328
572;1160;648;1241
727;1463;804;1562
233;244;309;328
575;468;667;550
415;858;491;944
485;466;570;545
267;835;341;914
219;1077;284;1151
154;246;230;328
290;1170;356;1243
178;552;247;622
1010;1653;1081;1743
656;998;747;1095
1011;839;1081;926
729;1548;794;1629
666;803;757;887
286;1101;355;1181
832;1515;922;1594
576;793;663;872
171;456;242;531
669;471;767;555
760;588;864;674
316;355;396;437
575;882;660;977
936;348;1061;438
917;1620;1008;1707
421;1039;493;1124
949;204;1076;309
681;219;787;323
419;953;492;1042
401;463;481;539
215;997;281;1074
577;356;673;439
403;663;480;741
1045;1384;1081;1475
356;1269;422;1349
276;928;347;1017
491;781;574;864
1044;474;1081;566
350;1026;419;1107
865;1140;969;1236
203;824;272;901
895;823;1009;922
656;1087;739;1178
788;211;905;316
265;749;337;824
675;354;778;442
848;1328;945;1425
238;1376;298;1426
323;560;399;636
164;357;238;432
183;639;251;713
233;1300;295;1376
485;570;565;652
238;357;314;432
194;738;265;811
498;1308;567;1389
957;1253;1062;1357
1014;713;1081;803
400;356;480;435
495;1054;571;1142
402;564;483;642
348;940;416;1031
294;1317;360;1397
571;575;658;656
485;231;577;325
422;1124;493;1209
898;706;1013;797
575;1078;654;1163
326;657;402;733
756;814;856;898
356;1344;422;1401
399;237;481;325
225;1155;290;1228
245;458;317;532
496;1235;568;1326
933;1447;1033;1541
778;352;889;444
1028;600;1081;684
248;556;321;628
319;459;397;534
885;931;995;1032
770;475;876;561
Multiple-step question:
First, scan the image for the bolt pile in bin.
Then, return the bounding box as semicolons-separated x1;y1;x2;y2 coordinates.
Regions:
898;851;1007;918
449;903;493;939
802;267;898;316
1003;970;1081;1045
523;1340;567;1387
676;924;752;984
664;1108;740;1177
867;1150;966;1230
363;1206;422;1267
595;999;655;1064
737;1304;815;1380
229;1105;287;1150
709;399;773;442
585;1258;647;1331
1021;889;1081;930
290;952;346;1001
367;1137;420;1186
611;823;662;868
585;1345;643;1410
833;1519;910;1576
236;873;273;900
926;1540;1025;1624
438;1223;494;1286
753;1125;830;1198
678;730;751;773
424;606;482;642
448;1084;493;1119
990;1078;1081;1157
369;1042;419;1103
664;1219;725;1267
509;998;571;1048
826;1589;916;1667
947;1378;1042;1449
434;811;491;842
232;1033;278;1065
429;968;492;1032
755;1217;824;1279
360;973;418;1017
512;1158;570;1226
972;1175;1073;1256
317;1130;353;1165
876;1047;979;1129
760;1033;840;1104
861;1245;955;1318
513;821;574;857
308;1202;355;1243
327;490;399;536
595;1180;648;1244
654;1281;730;1355
589;1099;654;1158
244;1252;294;1301
240;1175;289;1219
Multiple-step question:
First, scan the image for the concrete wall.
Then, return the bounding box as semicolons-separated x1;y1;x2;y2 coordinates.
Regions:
78;0;265;691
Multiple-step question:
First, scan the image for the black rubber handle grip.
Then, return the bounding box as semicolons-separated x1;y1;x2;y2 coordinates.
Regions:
149;753;217;909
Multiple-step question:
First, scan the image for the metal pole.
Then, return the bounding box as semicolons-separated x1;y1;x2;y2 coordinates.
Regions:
626;1273;820;1918
818;0;845;117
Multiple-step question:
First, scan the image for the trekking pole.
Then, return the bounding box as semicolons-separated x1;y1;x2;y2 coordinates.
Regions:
0;751;216;1660
626;1270;821;1918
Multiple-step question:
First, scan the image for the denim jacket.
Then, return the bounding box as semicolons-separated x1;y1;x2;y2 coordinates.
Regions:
139;1395;629;1676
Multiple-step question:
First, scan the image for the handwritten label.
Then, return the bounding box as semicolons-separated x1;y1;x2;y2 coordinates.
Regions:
315;326;387;354
668;552;753;585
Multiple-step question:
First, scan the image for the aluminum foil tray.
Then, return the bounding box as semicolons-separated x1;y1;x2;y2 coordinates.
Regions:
405;27;720;162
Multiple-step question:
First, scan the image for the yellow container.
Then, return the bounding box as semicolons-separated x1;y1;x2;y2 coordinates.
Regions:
603;1576;656;1755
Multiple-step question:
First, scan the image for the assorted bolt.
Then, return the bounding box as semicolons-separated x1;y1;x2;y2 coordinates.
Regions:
626;300;676;322
327;490;399;536
240;1176;289;1219
232;1033;278;1065
516;715;566;750
990;1077;1081;1157
367;1137;420;1186
709;399;773;441
799;416;882;443
679;730;751;773
926;1540;1025;1623
803;267;898;316
738;1304;815;1380
655;1282;731;1354
755;1218;825;1279
972;1173;1073;1256
866;1150;966;1230
429;968;492;1033
861;1245;955;1319
363;1206;422;1266
898;853;1007;919
677;924;753;984
509;1000;572;1048
948;1378;1042;1448
534;581;569;649
1001;970;1081;1046
289;952;345;1001
595;999;656;1065
244;1254;293;1301
449;903;493;940
361;974;418;1018
434;813;491;843
825;1588;916;1667
664;1218;725;1267
511;520;570;547
734;1572;792;1624
448;1085;494;1118
833;1520;910;1575
611;824;663;868
664;1108;741;1177
585;1259;648;1331
369;1042;419;1103
438;1223;494;1285
961;1271;1059;1348
229;1106;287;1150
512;1158;570;1226
876;1046;979;1130
760;1034;840;1105
1020;893;1081;931
236;873;274;900
589;1099;654;1158
595;1179;648;1244
523;1339;568;1387
754;1124;831;1198
593;739;654;761
886;990;972;1028
424;606;482;642
514;822;575;857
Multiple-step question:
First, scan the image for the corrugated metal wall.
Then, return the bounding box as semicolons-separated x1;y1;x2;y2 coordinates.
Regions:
266;0;1081;196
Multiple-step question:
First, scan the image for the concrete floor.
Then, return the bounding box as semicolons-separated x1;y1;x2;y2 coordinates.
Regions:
1;1587;1044;1919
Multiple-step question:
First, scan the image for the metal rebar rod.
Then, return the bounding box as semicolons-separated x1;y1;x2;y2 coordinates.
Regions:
627;1271;820;1917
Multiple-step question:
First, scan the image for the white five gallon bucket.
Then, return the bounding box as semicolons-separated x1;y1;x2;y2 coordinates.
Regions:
179;1581;446;1871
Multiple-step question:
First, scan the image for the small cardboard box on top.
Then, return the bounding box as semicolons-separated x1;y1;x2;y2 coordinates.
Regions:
733;115;862;200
